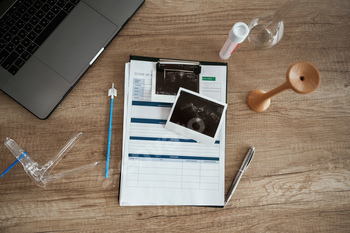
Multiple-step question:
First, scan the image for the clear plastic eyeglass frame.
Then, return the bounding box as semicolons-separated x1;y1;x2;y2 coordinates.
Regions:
4;132;100;187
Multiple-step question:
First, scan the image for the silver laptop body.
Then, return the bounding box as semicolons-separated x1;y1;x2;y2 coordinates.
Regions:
0;0;144;119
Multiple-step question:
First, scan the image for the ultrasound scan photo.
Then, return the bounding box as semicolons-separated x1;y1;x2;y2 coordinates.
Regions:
156;63;200;96
169;90;224;138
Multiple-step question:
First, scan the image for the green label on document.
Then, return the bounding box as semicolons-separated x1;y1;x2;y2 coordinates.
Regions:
202;76;216;81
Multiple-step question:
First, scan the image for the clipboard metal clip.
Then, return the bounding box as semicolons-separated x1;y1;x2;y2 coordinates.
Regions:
157;59;201;75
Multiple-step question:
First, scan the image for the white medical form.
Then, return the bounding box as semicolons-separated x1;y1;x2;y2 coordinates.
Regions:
120;56;227;206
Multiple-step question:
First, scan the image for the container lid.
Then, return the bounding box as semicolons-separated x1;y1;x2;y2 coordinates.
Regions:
229;22;249;43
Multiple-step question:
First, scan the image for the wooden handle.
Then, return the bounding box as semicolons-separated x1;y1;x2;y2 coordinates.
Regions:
246;82;290;112
262;81;291;99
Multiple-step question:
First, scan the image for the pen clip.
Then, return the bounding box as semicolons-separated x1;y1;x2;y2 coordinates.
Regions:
242;147;255;171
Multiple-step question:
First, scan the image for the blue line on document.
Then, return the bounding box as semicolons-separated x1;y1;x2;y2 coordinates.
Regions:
130;136;220;144
132;101;173;108
131;118;167;124
130;136;197;143
129;154;219;161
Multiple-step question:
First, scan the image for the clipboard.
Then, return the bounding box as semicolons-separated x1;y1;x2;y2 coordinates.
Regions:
120;55;228;206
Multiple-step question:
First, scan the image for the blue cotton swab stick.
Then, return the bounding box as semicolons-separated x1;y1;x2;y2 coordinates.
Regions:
106;83;117;178
0;152;27;178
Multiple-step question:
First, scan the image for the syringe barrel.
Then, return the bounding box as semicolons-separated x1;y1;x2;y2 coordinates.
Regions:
219;38;239;60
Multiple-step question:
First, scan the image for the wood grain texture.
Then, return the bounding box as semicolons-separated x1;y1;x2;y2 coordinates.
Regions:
0;0;349;232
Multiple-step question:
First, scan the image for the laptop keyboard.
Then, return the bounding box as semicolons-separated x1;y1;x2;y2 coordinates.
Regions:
0;0;81;75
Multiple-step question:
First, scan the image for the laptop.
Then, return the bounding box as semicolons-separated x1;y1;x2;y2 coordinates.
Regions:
0;0;144;119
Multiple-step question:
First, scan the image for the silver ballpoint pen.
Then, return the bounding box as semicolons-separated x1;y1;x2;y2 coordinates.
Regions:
225;146;255;206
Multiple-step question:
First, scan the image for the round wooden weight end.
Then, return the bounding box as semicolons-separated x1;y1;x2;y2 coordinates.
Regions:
247;89;271;112
287;61;321;94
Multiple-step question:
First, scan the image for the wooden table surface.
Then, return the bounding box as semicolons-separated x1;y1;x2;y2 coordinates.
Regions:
1;0;349;232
